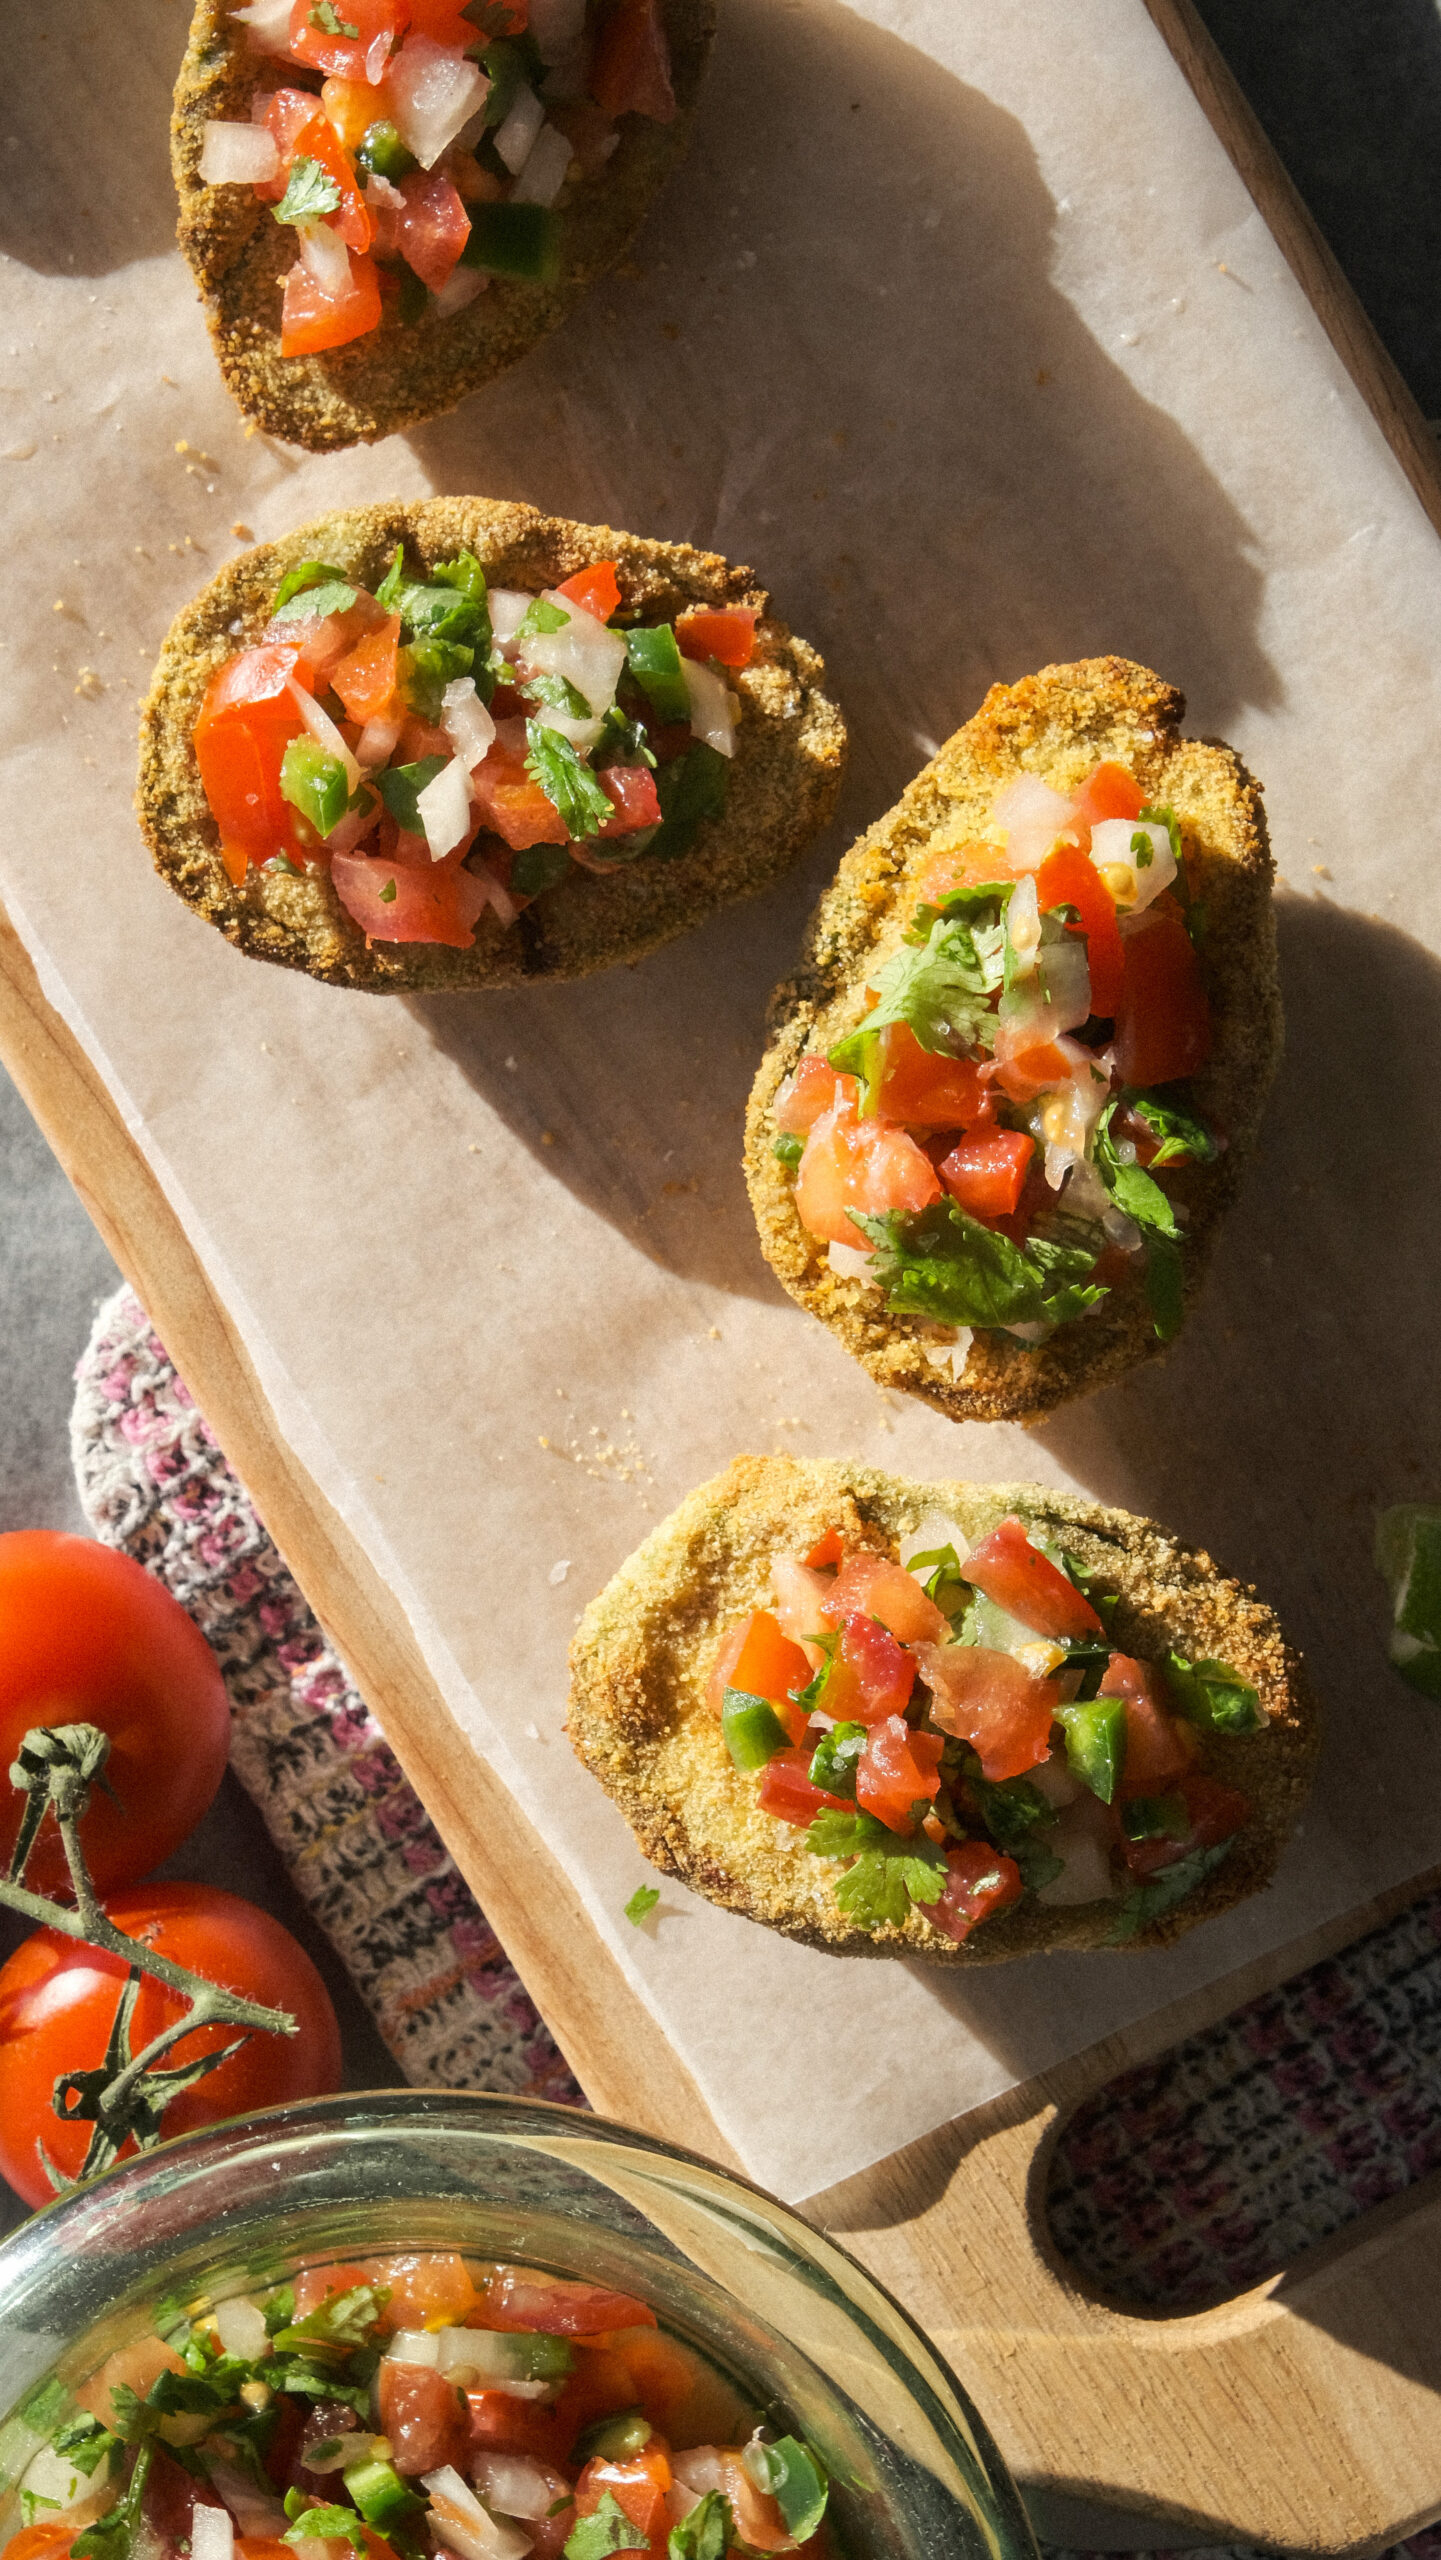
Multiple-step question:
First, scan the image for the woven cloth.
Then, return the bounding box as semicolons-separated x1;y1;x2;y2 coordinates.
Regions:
70;1282;1441;2560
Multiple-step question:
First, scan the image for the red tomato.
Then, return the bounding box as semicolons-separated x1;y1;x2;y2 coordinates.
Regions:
555;562;623;621
0;1533;230;1897
77;2335;184;2423
287;109;373;252
757;1746;850;1828
395;166;470;287
331;840;492;947
287;0;408;84
856;1715;943;1833
822;1553;947;1646
868;1021;994;1130
990;1035;1080;1107
706;1611;810;1742
320;74;386;153
280;249;383;357
939;1128;1034;1219
920;1643;1061;1782
253;89;328;199
775;1056;845;1136
914;839;1011;906
466;2390;569;2468
1100;1656;1200;1797
378;2360;468;2475
1114;892;1211;1087
475;2266;658;2336
366;2249;479;2328
471;734;569;849
331;613;401;722
803;1526;845;1569
396;712;453;762
929;1840;1024;1943
676;607;758;669
823;1613;915;1726
291;2259;372;2318
1117;1770;1249;1878
962;1517;1103;1640
575;2445;671;2541
194;644;315;881
596;763;662;836
1069;759;1144;831
405;0;481;37
5;2532;76;2560
796;1090;941;1249
1034;839;1124;1017
0;1884;341;2207
589;0;677;120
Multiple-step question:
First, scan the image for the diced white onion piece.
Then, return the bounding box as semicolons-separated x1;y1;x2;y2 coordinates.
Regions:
535;705;606;754
682;657;737;758
770;1555;834;1653
203;2459;287;2538
468;854;518;928
1029;1753;1081;1811
827;1239;875;1282
296;218;353;298
1051;1150;1109;1220
286;678;361;791
510;123;573;207
432;2326;484;2374
442;678;497;771
488;589;533;646
992;771;1078;872
213;2294;269;2360
1037;1809;1117;1906
1036;1057;1109;1172
422;2468;533;2560
1037;927;1092;1033
671;2451;727;2498
200;121;280;185
433;267;486;319
364;172;407;212
386;2329;440;2369
526;0;586;62
493;86;546;175
230;0;294;55
191;2509;235;2560
389;36;490;169
469;2457;554;2524
1102;1203;1143;1251
899;1508;972;1569
1006;872;1041;969
357;713;402;767
1090;814;1176;916
517;593;626;720
20;2447;113;2515
922;1334;974;1384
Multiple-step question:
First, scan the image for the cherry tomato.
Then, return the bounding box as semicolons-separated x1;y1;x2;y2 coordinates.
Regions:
855;1715;943;1833
365;2248;479;2329
1114;891;1211;1087
286;110;374;253
252;90;327;200
194;646;315;882
961;1517;1104;1641
1034;839;1125;1017
938;1128;1035;1220
821;1553;948;1646
867;1021;993;1130
921;1643;1061;1782
1100;1655;1201;1797
589;0;677;121
555;562;623;622
0;1532;229;1896
466;2388;570;2468
675;607;757;669
280;249;383;359
0;1884;342;2207
756;1746;850;1828
929;1841;1024;1944
914;838;1011;906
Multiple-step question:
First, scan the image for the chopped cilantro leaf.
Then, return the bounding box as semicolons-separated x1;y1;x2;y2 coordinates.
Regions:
309;1;360;29
378;878;397;903
649;742;728;860
1164;1651;1263;1734
524;720;613;839
374;757;448;836
271;560;355;616
808;1720;865;1800
907;1541;969;1623
273;157;343;226
667;2491;733;2560
593;706;657;770
73;2444;152;2560
1127;1089;1217;1166
830;910;1004;1093
855;1203;1106;1333
516;595;571;639
805;1808;946;1929
1108;1838;1235;1943
741;2438;828;2543
624;1885;660;1926
563;2490;649;2558
525;670;592;719
271;2281;388;2354
511;843;571;897
283;2504;366;2553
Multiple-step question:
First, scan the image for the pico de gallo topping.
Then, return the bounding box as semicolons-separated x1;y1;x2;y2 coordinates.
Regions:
197;1;678;355
707;1510;1267;1944
770;761;1220;1365
4;2254;837;2560
193;549;751;946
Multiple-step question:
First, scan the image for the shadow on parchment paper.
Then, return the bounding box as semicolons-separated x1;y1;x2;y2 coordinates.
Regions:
407;0;1283;1292
2;1;183;275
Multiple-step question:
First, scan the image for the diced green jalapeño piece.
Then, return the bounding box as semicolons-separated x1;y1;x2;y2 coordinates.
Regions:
721;1689;792;1771
278;735;349;840
1119;1792;1190;1843
341;2458;425;2538
625;622;690;723
356;120;417;182
461;200;562;281
572;2406;653;2464
1056;1693;1126;1803
808;1720;865;1800
1376;1504;1441;1700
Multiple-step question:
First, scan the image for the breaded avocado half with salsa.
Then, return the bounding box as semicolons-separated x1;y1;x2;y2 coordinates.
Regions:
136;496;847;991
745;658;1282;1423
173;0;714;450
567;1455;1316;1962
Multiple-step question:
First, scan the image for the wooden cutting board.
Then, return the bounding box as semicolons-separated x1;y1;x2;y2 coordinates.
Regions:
3;2;1440;2550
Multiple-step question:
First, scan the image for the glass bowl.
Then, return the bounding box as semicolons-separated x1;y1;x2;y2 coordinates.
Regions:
0;2090;1037;2560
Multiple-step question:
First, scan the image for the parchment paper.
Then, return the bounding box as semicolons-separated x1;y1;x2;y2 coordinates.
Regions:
3;0;1440;2202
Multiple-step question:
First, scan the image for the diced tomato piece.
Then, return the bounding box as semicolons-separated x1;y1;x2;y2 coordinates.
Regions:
474;2267;658;2336
822;1553;948;1646
1114;889;1210;1087
775;1055;846;1136
366;2249;478;2330
598;2329;724;2448
1035;839;1125;1017
757;1747;850;1828
676;606;758;669
914;838;1011;906
705;1608;811;1732
589;0;677;120
596;763;662;836
990;1036;1080;1106
575;2446;671;2542
939;1128;1034;1219
331;613;401;722
919;1643;1061;1782
555;561;622;621
867;1020;994;1130
280;248;383;356
193;644;315;880
1069;759;1144;832
1100;1656;1200;1797
377;2360;468;2475
929;1840;1024;1943
320;74;385;152
404;0;478;38
395;711;452;762
7;2536;78;2560
466;2389;569;2468
331;842;492;947
855;1714;943;1833
288;108;374;251
823;1612;916;1726
796;1089;941;1250
803;1526;845;1569
253;89;325;200
396;165;470;288
470;734;569;850
962;1517;1103;1640
287;0;408;85
1118;1770;1249;1877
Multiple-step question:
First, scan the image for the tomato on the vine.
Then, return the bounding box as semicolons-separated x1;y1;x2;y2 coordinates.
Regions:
0;1533;229;1894
0;1884;342;2206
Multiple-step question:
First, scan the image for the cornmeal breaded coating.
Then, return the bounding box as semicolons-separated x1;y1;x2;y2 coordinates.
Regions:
568;1455;1316;1961
136;497;847;991
171;0;715;450
744;658;1282;1422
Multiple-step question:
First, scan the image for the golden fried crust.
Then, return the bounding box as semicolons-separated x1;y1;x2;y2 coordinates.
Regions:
135;497;848;992
744;658;1283;1423
172;0;715;450
567;1454;1316;1962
